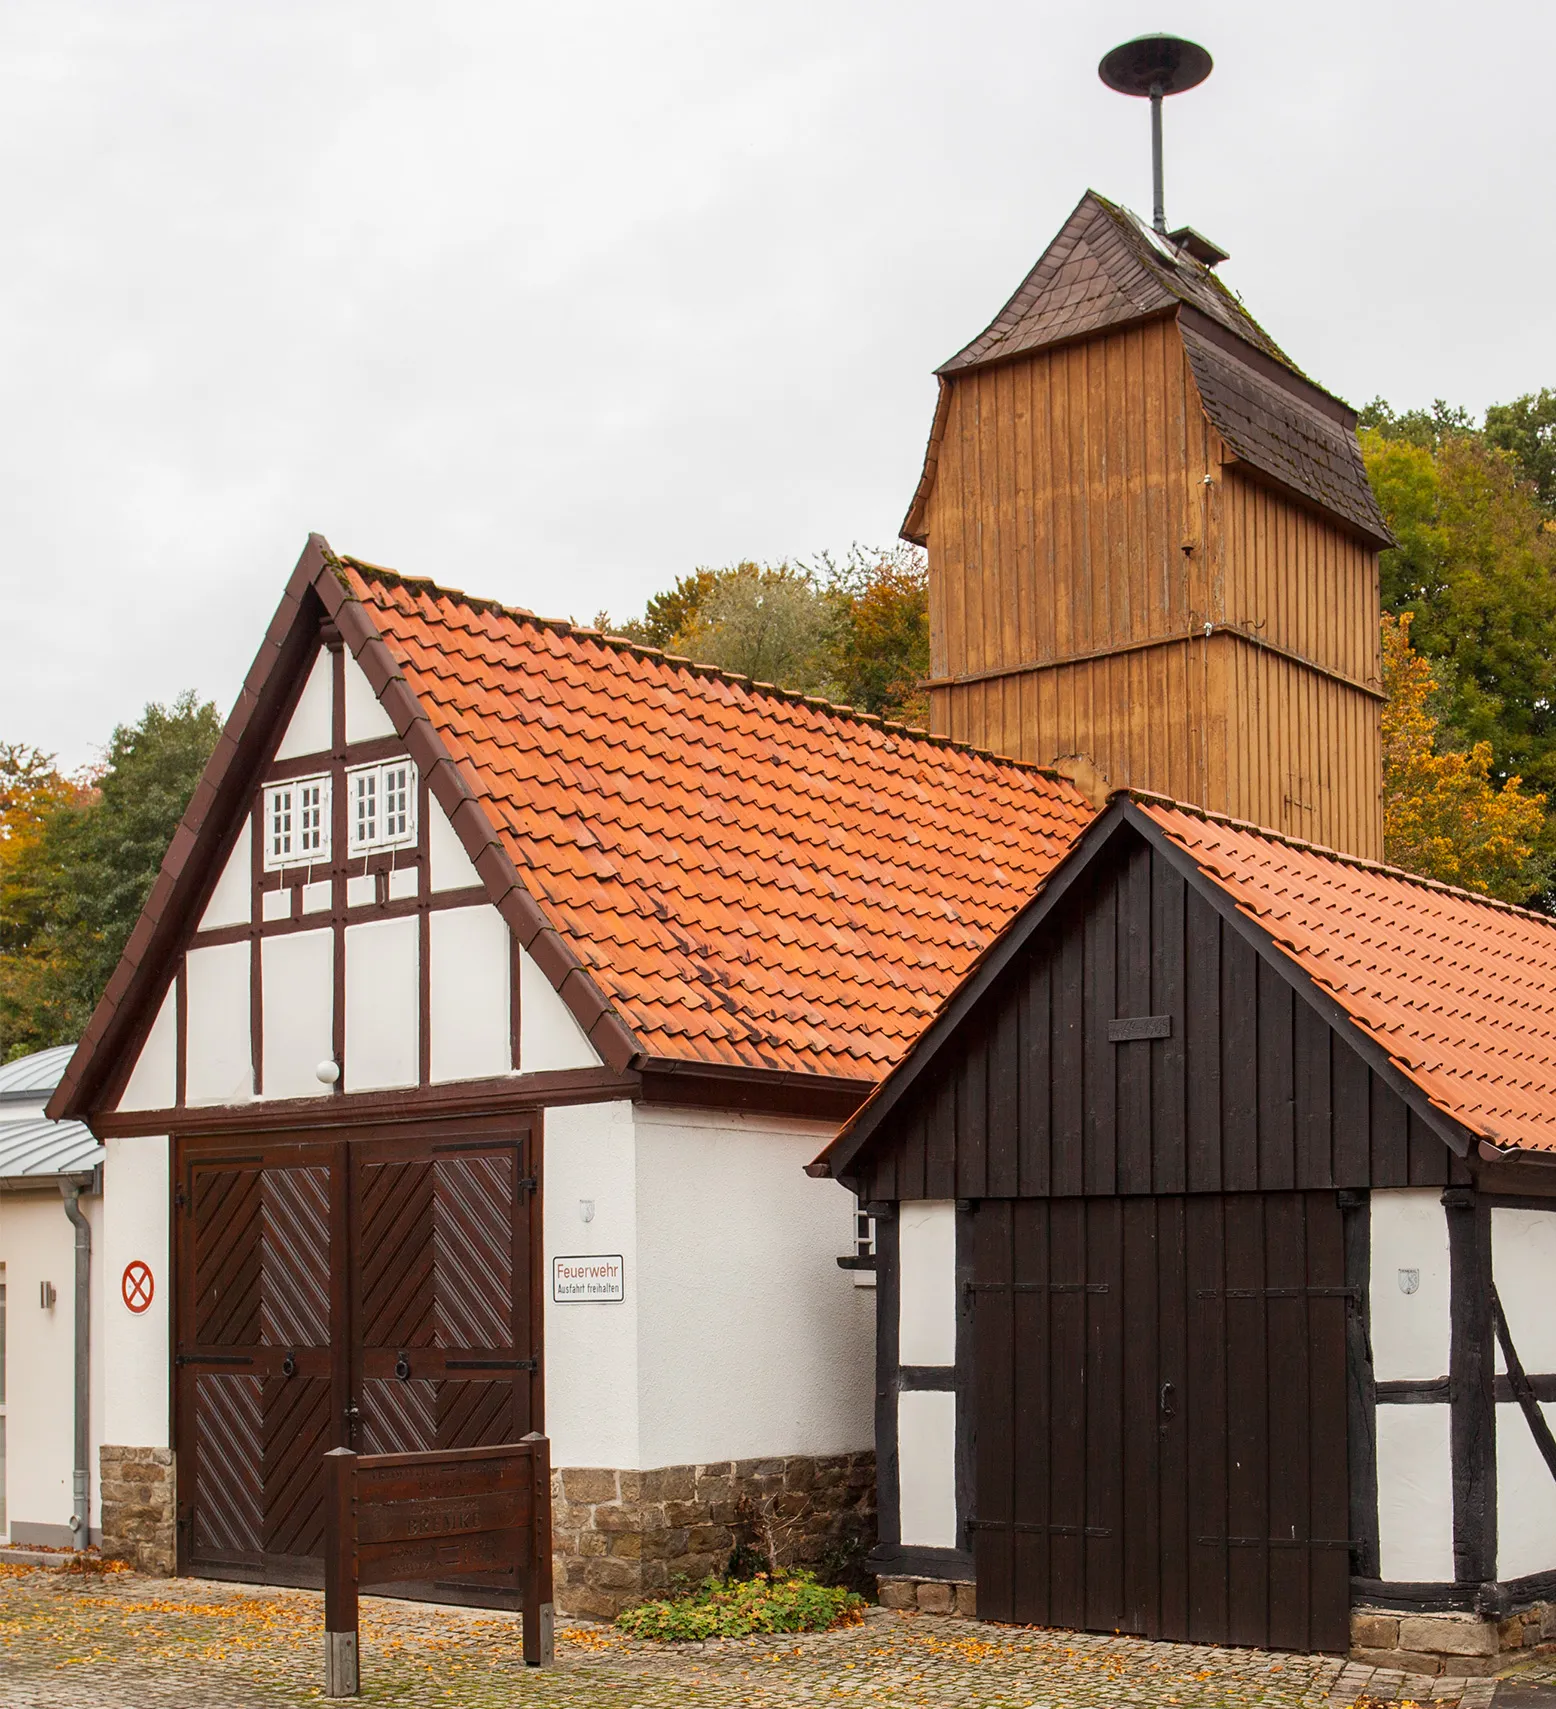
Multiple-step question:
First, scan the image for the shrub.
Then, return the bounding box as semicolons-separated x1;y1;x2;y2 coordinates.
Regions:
615;1570;866;1642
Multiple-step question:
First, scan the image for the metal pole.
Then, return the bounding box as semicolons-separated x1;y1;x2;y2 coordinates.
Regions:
60;1180;92;1548
1150;84;1166;233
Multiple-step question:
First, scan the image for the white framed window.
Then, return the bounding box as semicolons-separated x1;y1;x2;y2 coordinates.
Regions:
264;776;331;870
347;759;418;854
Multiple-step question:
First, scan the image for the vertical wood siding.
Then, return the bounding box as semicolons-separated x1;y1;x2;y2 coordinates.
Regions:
921;321;1383;861
857;834;1461;1204
968;1191;1351;1650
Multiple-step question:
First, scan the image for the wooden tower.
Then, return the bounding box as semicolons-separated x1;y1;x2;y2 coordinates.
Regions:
906;191;1392;861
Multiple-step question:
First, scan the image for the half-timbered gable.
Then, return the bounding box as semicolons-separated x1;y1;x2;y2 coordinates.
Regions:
813;799;1556;1651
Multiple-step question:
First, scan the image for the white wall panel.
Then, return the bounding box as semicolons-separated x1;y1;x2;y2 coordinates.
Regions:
897;1390;958;1548
1493;1208;1556;1373
102;1135;170;1448
0;1191;105;1539
428;797;481;892
184;943;253;1106
344;917;418;1091
261;929;334;1099
1370;1189;1451;1383
519;947;600;1071
1375;1403;1455;1583
198;820;251;930
343;651;395;743
275;650;333;759
542;1101;639;1470
117;982;178;1112
635;1106;870;1468
1497;1401;1556;1582
429;906;511;1084
899;1201;957;1368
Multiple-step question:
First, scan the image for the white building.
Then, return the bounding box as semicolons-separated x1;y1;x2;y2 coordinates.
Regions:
0;1045;104;1549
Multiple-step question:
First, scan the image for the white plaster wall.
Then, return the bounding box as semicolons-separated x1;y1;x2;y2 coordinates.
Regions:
542;1101;639;1470
897;1390;958;1548
199;821;251;931
344;652;395;743
1492;1207;1556;1372
634;1105;873;1468
117;983;177;1113
519;948;600;1072
1375;1403;1455;1582
275;650;333;760
184;943;253;1106
261;930;334;1099
899;1201;957;1368
1370;1189;1451;1383
428;797;480;893
344;917;418;1091
102;1136;170;1448
1497;1400;1556;1582
429;905;511;1084
0;1188;105;1541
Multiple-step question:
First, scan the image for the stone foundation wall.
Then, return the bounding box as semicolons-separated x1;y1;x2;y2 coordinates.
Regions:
552;1451;876;1619
1351;1602;1556;1677
99;1446;176;1575
878;1577;977;1618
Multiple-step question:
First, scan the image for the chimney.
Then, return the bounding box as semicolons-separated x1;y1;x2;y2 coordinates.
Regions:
904;188;1393;860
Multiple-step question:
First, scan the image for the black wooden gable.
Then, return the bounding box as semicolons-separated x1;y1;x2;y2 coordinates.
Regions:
825;806;1473;1203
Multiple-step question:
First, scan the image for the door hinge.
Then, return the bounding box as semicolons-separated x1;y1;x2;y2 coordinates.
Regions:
445;1357;538;1372
174;1185;188;1211
517;1175;538;1196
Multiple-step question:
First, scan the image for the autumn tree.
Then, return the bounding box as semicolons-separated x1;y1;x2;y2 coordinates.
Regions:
1381;612;1546;902
0;694;222;1059
609;545;930;724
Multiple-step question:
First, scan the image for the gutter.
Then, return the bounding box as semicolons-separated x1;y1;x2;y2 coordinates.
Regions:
58;1172;95;1545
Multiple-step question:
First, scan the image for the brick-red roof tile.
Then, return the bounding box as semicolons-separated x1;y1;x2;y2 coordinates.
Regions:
1145;803;1556;1156
348;561;1096;1082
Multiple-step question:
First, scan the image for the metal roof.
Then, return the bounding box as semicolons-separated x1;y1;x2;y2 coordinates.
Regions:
0;1116;103;1183
0;1043;77;1103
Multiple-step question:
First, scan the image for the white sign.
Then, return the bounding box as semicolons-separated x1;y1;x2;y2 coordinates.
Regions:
553;1254;625;1303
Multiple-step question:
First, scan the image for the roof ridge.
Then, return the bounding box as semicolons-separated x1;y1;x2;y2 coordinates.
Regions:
337;554;1090;797
1123;788;1556;930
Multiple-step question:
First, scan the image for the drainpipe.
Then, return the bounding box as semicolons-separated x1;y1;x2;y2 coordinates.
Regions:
60;1179;92;1547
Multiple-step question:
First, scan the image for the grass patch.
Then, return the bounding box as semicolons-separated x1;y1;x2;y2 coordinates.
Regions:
615;1570;866;1642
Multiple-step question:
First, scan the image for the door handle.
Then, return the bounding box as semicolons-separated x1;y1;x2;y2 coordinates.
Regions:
343;1402;361;1445
1160;1381;1177;1420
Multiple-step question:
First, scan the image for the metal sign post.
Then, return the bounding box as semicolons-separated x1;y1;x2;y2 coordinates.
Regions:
322;1434;554;1695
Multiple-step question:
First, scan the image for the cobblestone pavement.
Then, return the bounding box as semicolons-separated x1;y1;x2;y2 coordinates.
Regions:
3;1563;1553;1709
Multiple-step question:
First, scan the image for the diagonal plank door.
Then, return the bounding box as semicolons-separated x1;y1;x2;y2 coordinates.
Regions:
176;1123;538;1589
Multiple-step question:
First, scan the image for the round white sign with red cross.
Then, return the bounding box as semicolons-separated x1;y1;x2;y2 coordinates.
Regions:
121;1260;154;1314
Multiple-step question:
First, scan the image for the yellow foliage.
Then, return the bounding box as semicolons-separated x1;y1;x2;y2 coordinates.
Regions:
1382;612;1546;901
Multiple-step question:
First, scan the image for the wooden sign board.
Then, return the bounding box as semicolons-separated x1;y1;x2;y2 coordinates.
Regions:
323;1435;553;1695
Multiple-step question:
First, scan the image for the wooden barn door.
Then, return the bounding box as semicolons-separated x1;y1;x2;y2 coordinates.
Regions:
175;1124;538;1587
968;1191;1350;1652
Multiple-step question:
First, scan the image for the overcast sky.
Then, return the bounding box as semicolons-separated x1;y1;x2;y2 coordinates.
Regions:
3;0;1552;768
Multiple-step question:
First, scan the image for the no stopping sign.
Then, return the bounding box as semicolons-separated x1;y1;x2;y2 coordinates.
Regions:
121;1260;154;1314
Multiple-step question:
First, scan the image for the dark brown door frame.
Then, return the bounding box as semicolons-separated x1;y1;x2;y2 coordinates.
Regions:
172;1107;544;1586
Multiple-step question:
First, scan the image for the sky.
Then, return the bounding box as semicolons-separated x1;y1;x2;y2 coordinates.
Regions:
3;0;1552;769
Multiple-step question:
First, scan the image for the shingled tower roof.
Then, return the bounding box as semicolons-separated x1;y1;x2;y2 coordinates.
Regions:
910;190;1390;549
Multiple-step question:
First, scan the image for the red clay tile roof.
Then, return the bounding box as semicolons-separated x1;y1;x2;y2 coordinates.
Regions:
347;560;1096;1082
1145;801;1556;1156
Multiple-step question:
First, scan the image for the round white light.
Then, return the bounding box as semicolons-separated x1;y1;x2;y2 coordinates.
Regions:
316;1060;341;1085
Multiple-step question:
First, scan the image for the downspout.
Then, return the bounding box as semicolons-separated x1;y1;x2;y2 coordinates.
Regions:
60;1178;92;1545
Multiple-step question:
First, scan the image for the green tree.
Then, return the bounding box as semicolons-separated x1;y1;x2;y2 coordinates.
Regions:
668;561;844;692
1361;427;1556;798
0;693;222;1058
1484;389;1556;514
